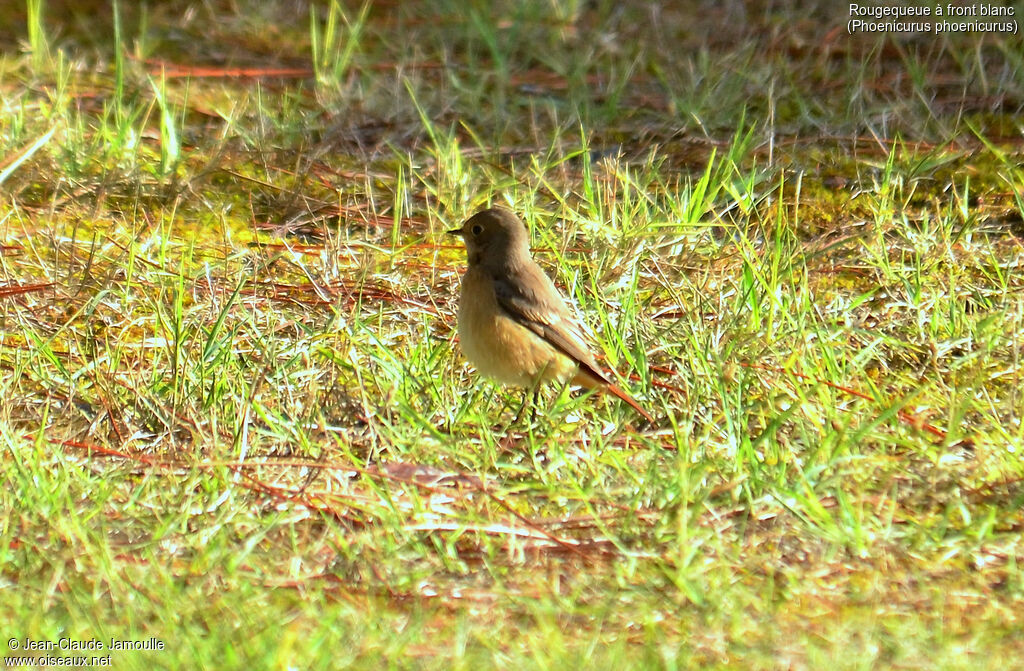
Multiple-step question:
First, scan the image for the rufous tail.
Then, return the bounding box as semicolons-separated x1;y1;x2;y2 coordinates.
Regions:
604;383;655;424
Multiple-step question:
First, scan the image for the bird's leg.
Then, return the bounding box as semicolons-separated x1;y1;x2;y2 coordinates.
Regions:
498;389;534;450
510;389;531;426
525;364;553;427
510;372;545;428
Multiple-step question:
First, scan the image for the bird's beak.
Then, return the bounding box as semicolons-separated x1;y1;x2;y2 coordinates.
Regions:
447;228;463;236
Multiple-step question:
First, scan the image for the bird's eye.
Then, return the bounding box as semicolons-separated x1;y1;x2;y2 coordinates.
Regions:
471;224;483;235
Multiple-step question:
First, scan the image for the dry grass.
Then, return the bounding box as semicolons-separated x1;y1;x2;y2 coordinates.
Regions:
2;1;1023;668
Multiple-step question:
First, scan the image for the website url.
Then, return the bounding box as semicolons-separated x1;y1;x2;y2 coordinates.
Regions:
5;655;111;667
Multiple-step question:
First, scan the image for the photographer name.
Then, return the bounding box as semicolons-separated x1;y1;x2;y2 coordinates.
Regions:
14;637;165;652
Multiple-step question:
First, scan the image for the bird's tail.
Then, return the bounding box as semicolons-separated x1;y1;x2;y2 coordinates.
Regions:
604;382;655;424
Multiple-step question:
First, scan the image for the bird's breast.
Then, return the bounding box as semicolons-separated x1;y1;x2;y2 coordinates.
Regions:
457;267;576;387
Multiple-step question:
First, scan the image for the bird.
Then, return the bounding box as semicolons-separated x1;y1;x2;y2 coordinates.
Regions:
448;207;654;424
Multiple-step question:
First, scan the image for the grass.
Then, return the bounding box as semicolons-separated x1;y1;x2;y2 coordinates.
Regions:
1;0;1023;668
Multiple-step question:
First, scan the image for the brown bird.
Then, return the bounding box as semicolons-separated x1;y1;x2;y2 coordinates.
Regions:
448;207;654;423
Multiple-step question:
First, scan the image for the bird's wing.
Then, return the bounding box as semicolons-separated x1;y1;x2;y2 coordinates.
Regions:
491;264;610;385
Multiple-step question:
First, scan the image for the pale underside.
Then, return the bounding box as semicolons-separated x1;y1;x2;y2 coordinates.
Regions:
457;265;596;389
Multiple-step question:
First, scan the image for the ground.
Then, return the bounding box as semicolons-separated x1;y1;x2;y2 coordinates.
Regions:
1;1;1023;669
